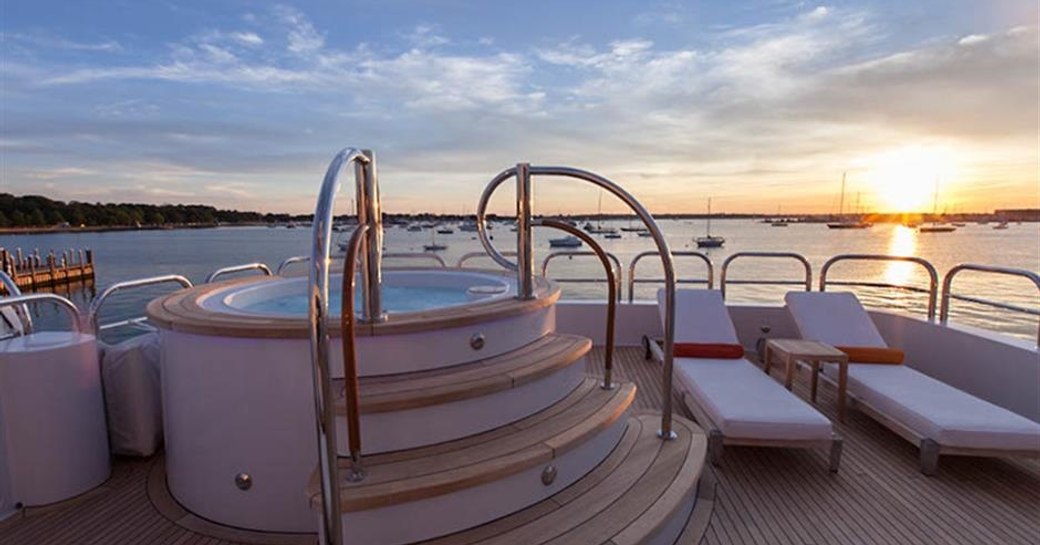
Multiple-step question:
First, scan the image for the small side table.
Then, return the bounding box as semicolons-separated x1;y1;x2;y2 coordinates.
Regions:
763;339;849;422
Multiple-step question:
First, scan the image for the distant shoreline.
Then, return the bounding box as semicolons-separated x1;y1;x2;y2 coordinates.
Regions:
0;223;231;236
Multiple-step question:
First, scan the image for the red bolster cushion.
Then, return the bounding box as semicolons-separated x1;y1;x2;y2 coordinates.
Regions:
673;342;744;359
836;346;905;364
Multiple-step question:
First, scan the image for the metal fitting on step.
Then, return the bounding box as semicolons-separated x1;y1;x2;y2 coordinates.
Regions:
470;333;486;350
235;472;252;491
541;465;557;486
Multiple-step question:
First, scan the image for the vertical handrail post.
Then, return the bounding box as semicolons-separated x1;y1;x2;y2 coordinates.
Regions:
356;149;385;323
340;224;370;482
309;147;372;545
516;163;535;300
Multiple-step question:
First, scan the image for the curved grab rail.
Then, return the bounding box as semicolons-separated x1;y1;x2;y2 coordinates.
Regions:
475;164;679;439
628;251;714;302
0;270;32;334
940;264;1040;345
720;252;812;299
540;250;623;302
309;147;378;545
339;224;370;482
820;254;939;320
382;252;448;268
88;275;194;335
536;219;618;390
206;263;273;284
0;293;82;333
277;255;310;275
456;251;517;269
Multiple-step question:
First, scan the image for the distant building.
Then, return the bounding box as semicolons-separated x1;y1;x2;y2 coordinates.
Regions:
994;209;1040;221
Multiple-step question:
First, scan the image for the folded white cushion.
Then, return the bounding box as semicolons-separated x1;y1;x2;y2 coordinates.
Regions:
785;291;887;347
677;357;833;441
822;364;1040;451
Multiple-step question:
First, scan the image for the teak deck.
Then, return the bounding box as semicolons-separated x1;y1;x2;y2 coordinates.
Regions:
2;347;1038;545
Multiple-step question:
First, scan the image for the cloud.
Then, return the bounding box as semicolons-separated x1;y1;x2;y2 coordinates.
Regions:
276;4;325;54
232;32;264;46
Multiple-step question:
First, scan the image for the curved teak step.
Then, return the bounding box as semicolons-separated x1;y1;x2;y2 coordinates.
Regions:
309;378;637;545
333;334;592;454
420;414;707;545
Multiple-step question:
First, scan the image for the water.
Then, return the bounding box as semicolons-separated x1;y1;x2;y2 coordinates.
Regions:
238;285;477;316
3;219;1037;343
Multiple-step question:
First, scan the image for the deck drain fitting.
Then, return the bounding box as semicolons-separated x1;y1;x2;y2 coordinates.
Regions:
541;465;557;486
235;472;253;491
470;333;486;351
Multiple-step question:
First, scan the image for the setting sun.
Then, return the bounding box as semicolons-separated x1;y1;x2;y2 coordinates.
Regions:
867;147;955;213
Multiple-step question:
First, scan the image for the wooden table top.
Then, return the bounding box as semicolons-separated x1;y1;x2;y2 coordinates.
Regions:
766;338;848;359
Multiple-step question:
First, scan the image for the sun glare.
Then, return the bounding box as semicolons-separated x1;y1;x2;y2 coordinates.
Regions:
866;147;955;213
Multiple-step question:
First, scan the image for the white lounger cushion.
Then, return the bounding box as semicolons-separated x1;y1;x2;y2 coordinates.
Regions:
784;291;887;347
660;289;833;441
822;364;1040;451
786;291;1040;451
678;357;833;440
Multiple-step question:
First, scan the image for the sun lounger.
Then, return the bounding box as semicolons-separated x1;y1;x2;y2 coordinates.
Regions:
785;291;1040;475
653;289;842;472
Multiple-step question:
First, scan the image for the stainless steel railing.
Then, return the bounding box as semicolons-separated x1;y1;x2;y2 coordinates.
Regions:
308;147;381;545
205;263;273;283
476;164;678;440
940;264;1040;345
627;251;713;302
88;275;194;336
719;252;812;299
820;254;939;320
339;224;370;481
277;255;310;275
541;251;623;302
0;270;32;334
382;252;448;268
0;293;83;333
537;220;618;389
456;251;517;269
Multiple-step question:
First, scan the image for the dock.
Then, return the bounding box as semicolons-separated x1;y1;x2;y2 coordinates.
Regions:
0;247;95;294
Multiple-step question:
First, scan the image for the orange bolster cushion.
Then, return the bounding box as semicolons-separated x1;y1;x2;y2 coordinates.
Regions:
674;343;745;359
836;346;905;365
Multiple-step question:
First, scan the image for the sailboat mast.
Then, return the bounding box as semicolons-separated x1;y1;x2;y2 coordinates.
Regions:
706;197;712;237
838;172;846;217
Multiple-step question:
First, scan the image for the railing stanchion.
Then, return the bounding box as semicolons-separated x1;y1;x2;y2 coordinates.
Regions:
720;252;812;299
627;251;714;302
516;163;535;300
206;263;272;284
88;275;194;336
358;149;385;323
820;254;939;321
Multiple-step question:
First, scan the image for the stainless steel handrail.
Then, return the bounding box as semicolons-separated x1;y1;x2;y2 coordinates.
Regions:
627;251;714;302
0;293;82;333
88;275;194;335
537;220;617;389
820;254;939;320
540;251;623;302
205;263;273;283
720;252;812;299
0;270;32;334
475;164;678;440
339;224;370;481
309;147;378;545
456;251;517;269
277;255;310;275
940;264;1040;345
382;252;448;268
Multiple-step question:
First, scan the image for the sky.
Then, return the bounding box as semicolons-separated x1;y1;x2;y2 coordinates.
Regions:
2;0;1038;215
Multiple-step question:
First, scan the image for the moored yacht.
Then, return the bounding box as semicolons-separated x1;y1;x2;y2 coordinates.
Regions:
1;149;1038;545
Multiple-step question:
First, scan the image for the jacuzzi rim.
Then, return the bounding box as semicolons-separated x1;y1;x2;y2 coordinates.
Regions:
203;269;514;319
146;267;560;339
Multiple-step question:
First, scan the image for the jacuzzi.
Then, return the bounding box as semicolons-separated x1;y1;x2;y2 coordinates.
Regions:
146;268;562;533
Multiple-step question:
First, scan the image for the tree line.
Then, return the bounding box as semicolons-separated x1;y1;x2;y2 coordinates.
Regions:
0;193;302;228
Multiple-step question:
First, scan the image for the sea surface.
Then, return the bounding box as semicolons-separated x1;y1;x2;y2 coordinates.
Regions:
3;219;1038;344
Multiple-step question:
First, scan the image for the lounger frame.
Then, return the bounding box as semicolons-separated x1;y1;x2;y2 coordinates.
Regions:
812;369;1039;475
643;335;844;473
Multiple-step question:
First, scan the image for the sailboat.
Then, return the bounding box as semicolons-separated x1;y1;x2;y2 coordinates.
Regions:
586;192;618;235
827;172;871;229
695;197;725;248
424;229;447;251
919;178;957;233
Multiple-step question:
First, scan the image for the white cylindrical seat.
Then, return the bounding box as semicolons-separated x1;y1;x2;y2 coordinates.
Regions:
0;331;110;507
